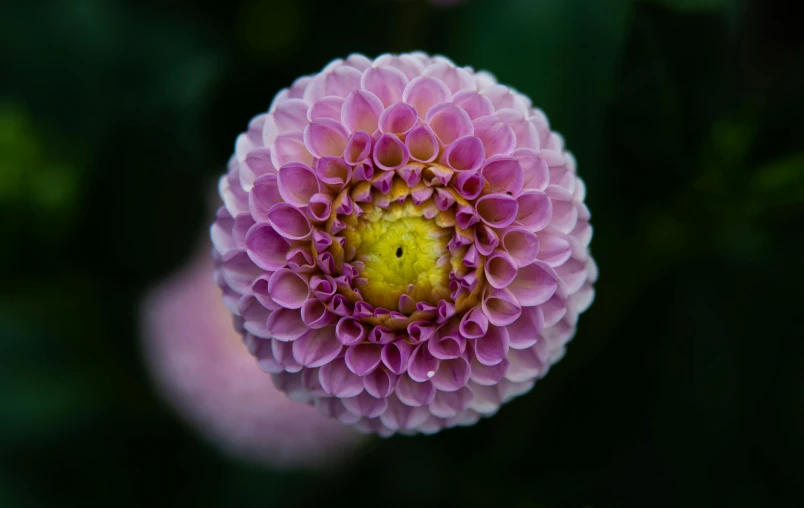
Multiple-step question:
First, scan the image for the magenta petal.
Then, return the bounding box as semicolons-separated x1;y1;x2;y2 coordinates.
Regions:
482;287;522;326
484;250;518;289
507;305;544;349
303;118;350;158
335;317;366;346
341;89;383;133
475;325;510;366
345;343;382;376
248;174;282;223
476;193;519;229
267;269;309;309
408;344;441;382
426;102;473;145
502;227;540;267
517;189;552;231
267;203;312;240
509;261;558;307
319;358;364;397
277;162;319;207
373;133;410;170
482;156;524;195
406;126;439;163
431;357;471;392
292;327;342;367
403;76;452;118
379;101;418;135
442;135;485;172
245;223;290;271
396;375;436;407
266;307;307;341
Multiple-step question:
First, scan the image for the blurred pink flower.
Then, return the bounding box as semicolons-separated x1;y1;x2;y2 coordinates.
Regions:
141;246;363;467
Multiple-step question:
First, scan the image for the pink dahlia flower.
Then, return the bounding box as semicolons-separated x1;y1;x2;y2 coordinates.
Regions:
211;52;596;436
141;248;363;465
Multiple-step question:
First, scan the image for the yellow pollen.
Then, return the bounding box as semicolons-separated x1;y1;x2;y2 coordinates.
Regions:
343;201;451;311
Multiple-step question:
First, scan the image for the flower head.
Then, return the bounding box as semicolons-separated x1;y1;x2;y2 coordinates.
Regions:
142;248;362;465
211;52;596;436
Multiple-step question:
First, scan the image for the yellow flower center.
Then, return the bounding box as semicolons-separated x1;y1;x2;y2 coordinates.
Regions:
343;201;451;311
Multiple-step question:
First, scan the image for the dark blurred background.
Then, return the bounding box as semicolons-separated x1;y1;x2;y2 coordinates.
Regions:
1;0;803;506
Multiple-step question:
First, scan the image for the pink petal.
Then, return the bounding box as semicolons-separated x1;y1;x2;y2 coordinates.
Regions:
273;98;309;132
335;317;366;346
516;189;552;231
277;162;320;207
341;89;384;133
428;386;474;418
379;101;418;135
426;102;473;146
248;173;282;223
406;126;439;163
442;135;485;172
502;227;541;267
267;203;312;240
303;118;350;158
431;357;471;392
361;65;409;107
473;115;516;156
245;223;290;271
292;327;343;367
270;131;313;168
476;193;519;229
343;131;373;165
345;343;382;376
319;358;364;397
267;269;309;309
506;305;544;350
509;261;558;307
396;375;436;407
266;307;307;342
482;155;524;195
482;287;522;326
484;250;518;289
403;76;452;118
475;325;510;366
373;133;410;170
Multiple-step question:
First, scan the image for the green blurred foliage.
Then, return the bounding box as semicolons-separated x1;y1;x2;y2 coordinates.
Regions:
1;0;803;507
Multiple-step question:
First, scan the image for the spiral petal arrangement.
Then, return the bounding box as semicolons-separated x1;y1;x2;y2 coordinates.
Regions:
211;52;597;436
